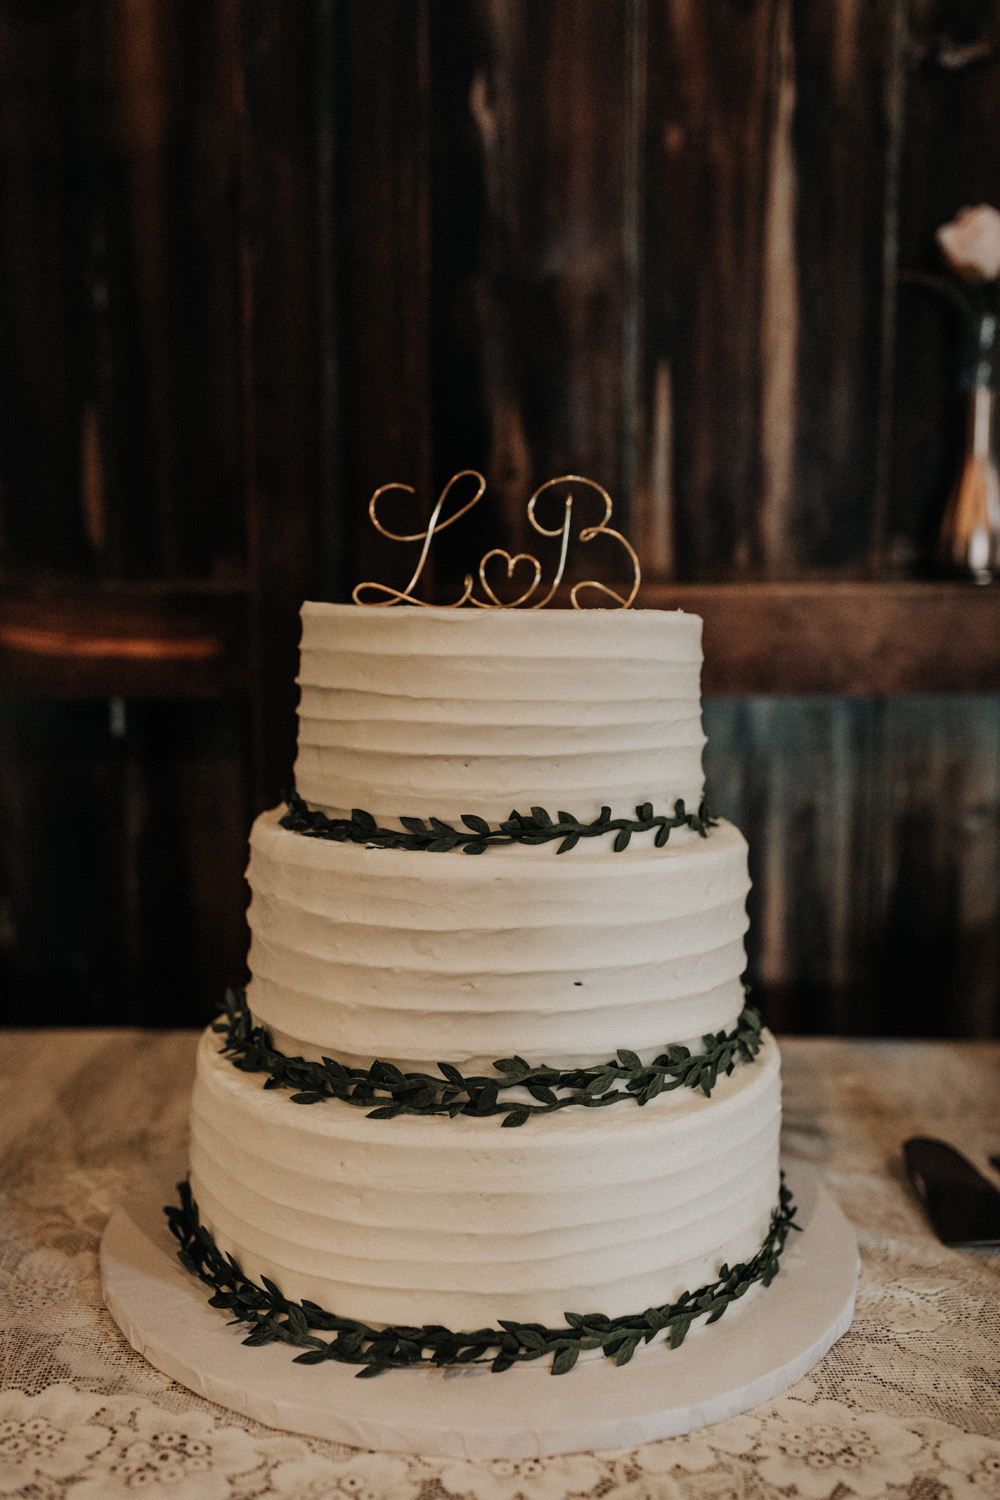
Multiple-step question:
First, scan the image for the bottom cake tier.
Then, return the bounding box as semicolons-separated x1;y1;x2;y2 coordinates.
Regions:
187;1026;782;1332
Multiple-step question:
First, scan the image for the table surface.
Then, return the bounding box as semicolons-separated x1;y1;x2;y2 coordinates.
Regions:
1;1029;998;1499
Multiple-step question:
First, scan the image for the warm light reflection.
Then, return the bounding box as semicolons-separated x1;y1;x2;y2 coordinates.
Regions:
0;625;222;660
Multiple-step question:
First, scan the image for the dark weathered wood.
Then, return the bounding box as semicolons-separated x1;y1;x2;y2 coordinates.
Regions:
0;699;250;1028
876;696;1000;1039
0;2;246;580
1;0;999;1039
640;581;1000;694
0;5;95;571
339;0;435;599
789;0;898;570
706;694;1000;1039
643;0;774;575
238;0;326;804
642;0;898;579
443;1;631;557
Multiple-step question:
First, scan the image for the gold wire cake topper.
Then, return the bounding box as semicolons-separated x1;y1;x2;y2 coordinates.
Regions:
352;470;641;609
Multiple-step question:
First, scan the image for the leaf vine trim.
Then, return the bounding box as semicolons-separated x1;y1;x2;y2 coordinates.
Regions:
279;789;718;854
165;1178;799;1377
215;989;765;1126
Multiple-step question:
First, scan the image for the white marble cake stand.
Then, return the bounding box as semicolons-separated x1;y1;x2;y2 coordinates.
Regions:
101;1157;857;1460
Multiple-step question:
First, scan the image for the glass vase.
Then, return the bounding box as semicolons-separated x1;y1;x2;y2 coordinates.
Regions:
938;316;1000;583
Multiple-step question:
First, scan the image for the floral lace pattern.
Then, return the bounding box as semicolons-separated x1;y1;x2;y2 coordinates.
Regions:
2;1030;999;1499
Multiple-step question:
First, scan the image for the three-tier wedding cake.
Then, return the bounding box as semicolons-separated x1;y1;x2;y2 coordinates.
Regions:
172;603;788;1375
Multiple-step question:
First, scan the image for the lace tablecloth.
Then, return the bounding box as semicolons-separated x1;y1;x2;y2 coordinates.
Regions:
1;1029;998;1499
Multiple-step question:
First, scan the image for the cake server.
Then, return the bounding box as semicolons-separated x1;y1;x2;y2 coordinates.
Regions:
903;1136;1000;1248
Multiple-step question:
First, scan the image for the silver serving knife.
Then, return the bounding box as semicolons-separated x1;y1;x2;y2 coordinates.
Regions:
904;1137;1000;1248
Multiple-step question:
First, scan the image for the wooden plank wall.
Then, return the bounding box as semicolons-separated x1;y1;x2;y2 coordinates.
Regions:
339;0;1000;1036
0;1;323;1025
1;0;999;1035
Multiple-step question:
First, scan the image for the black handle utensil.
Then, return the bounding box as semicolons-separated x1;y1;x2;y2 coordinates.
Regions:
903;1137;1000;1248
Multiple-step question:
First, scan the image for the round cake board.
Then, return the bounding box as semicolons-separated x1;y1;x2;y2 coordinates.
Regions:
101;1158;857;1460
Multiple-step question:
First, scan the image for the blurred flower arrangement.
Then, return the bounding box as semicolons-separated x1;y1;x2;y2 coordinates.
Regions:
902;204;1000;582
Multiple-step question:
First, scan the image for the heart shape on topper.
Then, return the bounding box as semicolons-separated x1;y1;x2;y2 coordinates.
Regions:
478;549;542;608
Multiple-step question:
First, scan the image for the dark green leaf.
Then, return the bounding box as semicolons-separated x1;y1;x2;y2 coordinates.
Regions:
293;1348;331;1364
527;1083;558;1105
669;1316;692;1349
551;1345;580;1375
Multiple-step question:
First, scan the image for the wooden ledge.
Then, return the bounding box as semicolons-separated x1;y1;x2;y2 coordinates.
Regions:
637;581;1000;695
2;579;999;699
0;586;249;699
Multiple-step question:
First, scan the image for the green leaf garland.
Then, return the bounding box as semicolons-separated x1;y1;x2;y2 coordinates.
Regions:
279;790;717;854
165;1178;799;1378
214;989;765;1124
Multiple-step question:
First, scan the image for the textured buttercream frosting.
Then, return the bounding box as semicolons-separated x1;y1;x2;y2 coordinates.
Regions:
294;604;706;823
189;1025;781;1329
246;807;751;1071
187;601;781;1346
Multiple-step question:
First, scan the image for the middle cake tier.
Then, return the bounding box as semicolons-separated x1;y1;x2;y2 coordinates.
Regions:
245;808;751;1071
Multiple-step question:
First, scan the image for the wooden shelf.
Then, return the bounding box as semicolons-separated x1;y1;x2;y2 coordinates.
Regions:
2;579;999;700
637;581;1000;695
0;584;250;699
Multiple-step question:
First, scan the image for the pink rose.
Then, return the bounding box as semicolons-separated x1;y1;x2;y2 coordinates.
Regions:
936;205;1000;282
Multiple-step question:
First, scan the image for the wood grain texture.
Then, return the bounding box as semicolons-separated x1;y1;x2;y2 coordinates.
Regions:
644;0;776;575
0;2;245;580
0;700;250;1028
705;694;1000;1038
789;0;898;571
2;0;999;1037
639;580;1000;694
642;0;897;579
339;0;435;599
0;585;248;699
452;0;631;551
0;4;92;572
238;0;326;804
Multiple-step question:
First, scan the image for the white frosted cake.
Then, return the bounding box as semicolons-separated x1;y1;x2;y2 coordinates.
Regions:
176;604;786;1371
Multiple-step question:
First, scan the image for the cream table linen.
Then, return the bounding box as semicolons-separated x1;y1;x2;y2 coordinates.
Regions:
0;1029;997;1500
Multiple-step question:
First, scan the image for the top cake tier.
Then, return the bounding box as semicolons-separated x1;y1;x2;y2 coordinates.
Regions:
294;604;706;823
